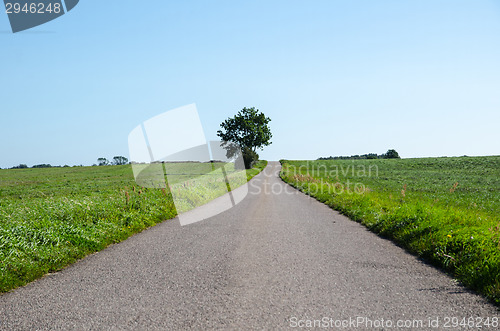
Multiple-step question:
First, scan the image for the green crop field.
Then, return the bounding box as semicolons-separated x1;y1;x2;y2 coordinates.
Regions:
280;156;500;304
0;161;266;293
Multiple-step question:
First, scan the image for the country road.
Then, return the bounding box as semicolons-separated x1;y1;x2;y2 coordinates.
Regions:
0;162;497;330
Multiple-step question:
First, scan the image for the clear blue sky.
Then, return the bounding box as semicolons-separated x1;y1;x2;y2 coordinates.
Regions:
1;0;499;168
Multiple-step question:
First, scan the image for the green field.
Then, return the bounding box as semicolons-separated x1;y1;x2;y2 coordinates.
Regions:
0;161;266;293
134;161;252;213
280;156;500;304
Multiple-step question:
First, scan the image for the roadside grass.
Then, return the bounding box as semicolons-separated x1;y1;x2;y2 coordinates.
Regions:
167;160;267;213
0;161;267;293
279;156;500;305
246;160;268;180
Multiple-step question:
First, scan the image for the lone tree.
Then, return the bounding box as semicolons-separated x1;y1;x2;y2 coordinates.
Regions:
383;149;400;159
97;158;109;166
112;156;129;165
217;107;272;169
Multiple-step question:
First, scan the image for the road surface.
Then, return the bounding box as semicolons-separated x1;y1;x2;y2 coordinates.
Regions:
0;162;497;330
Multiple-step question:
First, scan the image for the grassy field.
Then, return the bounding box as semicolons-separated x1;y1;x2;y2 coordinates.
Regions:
0;160;267;293
280;156;500;304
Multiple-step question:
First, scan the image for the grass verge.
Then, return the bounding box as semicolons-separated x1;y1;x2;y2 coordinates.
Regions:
246;160;268;180
279;157;500;305
0;161;267;293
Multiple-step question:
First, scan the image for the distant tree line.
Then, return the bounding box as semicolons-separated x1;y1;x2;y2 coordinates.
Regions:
3;156;129;170
96;156;128;166
318;149;400;160
10;164;29;169
8;164;74;169
32;164;53;168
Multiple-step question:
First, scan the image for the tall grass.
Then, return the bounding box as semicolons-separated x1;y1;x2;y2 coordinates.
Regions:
280;156;500;304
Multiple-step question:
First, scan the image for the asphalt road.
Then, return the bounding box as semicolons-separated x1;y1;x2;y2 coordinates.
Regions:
0;162;498;330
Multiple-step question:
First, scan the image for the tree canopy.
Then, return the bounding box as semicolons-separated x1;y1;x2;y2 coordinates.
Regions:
112;156;129;165
97;158;109;166
384;149;400;159
217;107;272;153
